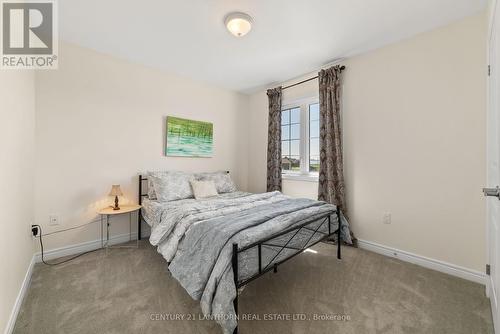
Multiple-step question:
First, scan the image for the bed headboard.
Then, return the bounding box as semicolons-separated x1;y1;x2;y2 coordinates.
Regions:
137;171;230;240
138;175;148;240
138;174;148;206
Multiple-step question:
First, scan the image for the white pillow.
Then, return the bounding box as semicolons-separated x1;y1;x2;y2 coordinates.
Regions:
195;171;237;193
149;171;194;202
190;180;218;199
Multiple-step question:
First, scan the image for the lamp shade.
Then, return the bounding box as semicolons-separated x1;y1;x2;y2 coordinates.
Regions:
108;185;123;197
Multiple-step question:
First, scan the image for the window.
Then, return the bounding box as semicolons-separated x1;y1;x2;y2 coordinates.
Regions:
281;99;320;179
281;107;301;171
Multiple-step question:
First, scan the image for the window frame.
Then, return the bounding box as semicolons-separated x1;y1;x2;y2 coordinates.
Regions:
281;96;319;181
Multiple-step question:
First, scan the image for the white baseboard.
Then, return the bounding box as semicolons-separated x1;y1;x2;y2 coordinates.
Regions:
4;255;35;334
357;239;485;285
34;232;139;262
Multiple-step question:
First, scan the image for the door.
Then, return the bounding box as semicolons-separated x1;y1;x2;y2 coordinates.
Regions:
487;0;500;332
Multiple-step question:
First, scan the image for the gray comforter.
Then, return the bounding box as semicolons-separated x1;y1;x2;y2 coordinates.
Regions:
147;191;351;334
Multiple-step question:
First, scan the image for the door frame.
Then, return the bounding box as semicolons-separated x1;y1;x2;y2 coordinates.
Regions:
487;0;499;332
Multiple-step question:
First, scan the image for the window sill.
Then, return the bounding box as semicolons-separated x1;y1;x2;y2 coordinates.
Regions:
282;173;319;182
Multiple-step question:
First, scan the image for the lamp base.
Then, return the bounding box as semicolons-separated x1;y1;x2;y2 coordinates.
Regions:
113;196;120;210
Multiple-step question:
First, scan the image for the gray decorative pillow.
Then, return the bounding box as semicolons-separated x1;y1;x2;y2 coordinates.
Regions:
190;180;218;199
147;178;156;199
146;170;171;200
195;171;237;193
148;171;194;202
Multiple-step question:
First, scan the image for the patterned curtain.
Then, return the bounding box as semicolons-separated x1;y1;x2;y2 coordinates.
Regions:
318;66;347;213
266;87;282;192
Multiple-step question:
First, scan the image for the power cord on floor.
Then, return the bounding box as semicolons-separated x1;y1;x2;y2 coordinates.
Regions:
32;224;103;266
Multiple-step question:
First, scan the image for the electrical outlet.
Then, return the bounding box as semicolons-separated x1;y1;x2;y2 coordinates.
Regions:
49;214;60;226
383;213;392;224
31;225;40;237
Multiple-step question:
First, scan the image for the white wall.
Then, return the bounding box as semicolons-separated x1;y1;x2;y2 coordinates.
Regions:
0;71;35;332
35;42;249;250
248;13;487;272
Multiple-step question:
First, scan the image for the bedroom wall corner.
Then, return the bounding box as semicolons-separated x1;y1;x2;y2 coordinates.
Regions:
0;70;36;333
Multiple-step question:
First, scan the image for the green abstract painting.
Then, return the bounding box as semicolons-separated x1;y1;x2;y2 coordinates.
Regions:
166;116;213;157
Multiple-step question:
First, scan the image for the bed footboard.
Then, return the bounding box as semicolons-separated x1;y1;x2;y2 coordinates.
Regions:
231;209;342;334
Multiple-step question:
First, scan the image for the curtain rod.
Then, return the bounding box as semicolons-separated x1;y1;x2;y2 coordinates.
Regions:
282;65;346;90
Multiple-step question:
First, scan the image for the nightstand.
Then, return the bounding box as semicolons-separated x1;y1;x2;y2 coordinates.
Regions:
97;204;141;249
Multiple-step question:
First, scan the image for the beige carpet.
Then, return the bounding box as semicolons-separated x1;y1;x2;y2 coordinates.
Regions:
13;241;493;334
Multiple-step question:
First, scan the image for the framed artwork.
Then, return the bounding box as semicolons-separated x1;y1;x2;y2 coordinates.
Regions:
165;116;213;157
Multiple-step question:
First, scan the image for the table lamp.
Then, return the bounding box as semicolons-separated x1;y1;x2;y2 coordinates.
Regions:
109;185;123;210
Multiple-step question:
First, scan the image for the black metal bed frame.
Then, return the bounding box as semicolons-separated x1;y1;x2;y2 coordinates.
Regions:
137;174;342;334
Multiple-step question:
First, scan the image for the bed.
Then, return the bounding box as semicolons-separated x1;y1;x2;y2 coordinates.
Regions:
137;172;351;334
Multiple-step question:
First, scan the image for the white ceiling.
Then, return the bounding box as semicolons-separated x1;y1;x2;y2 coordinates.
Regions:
59;0;486;94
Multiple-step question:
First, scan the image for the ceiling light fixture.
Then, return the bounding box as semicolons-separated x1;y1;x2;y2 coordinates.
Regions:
224;12;253;37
